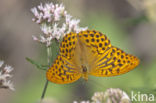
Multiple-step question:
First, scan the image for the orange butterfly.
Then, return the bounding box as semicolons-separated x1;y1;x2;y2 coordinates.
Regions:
46;30;140;84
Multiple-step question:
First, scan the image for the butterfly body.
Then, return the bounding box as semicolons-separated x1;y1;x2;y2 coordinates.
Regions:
46;30;140;84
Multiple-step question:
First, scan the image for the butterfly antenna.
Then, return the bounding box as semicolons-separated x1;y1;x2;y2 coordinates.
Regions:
40;80;49;102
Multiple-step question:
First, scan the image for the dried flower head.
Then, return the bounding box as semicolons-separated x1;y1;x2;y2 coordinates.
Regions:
31;2;87;47
92;88;131;103
0;60;14;91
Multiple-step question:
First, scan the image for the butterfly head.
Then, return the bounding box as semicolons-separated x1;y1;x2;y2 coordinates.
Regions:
81;65;88;81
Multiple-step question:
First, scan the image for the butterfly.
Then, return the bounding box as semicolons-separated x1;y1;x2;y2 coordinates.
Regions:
46;30;140;84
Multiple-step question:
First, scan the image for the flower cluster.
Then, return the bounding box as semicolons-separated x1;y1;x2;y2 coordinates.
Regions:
0;60;14;91
92;88;131;103
31;3;87;47
74;88;131;103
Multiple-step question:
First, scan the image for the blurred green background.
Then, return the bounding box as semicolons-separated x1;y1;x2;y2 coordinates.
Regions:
0;0;156;103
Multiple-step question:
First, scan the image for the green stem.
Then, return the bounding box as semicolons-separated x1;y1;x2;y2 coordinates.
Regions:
41;80;49;100
40;46;51;102
47;46;52;66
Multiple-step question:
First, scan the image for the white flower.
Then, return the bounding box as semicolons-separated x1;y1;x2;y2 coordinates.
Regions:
4;65;13;73
32;35;38;41
0;60;14;91
54;4;65;21
3;80;15;91
31;7;43;24
91;92;105;103
65;14;72;24
64;14;88;34
40;24;53;35
31;2;88;47
0;72;12;80
40;35;47;43
31;7;39;18
69;19;80;32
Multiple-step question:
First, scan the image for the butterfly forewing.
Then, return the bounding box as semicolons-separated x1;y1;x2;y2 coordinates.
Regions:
59;32;77;59
78;30;111;55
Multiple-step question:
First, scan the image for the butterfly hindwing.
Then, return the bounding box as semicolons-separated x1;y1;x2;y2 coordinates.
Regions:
46;55;81;84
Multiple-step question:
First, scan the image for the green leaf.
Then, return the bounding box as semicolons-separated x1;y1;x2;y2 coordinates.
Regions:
26;57;48;70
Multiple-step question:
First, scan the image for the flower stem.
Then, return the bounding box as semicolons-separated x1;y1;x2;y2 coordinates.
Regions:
41;80;49;100
47;46;52;66
40;46;51;102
